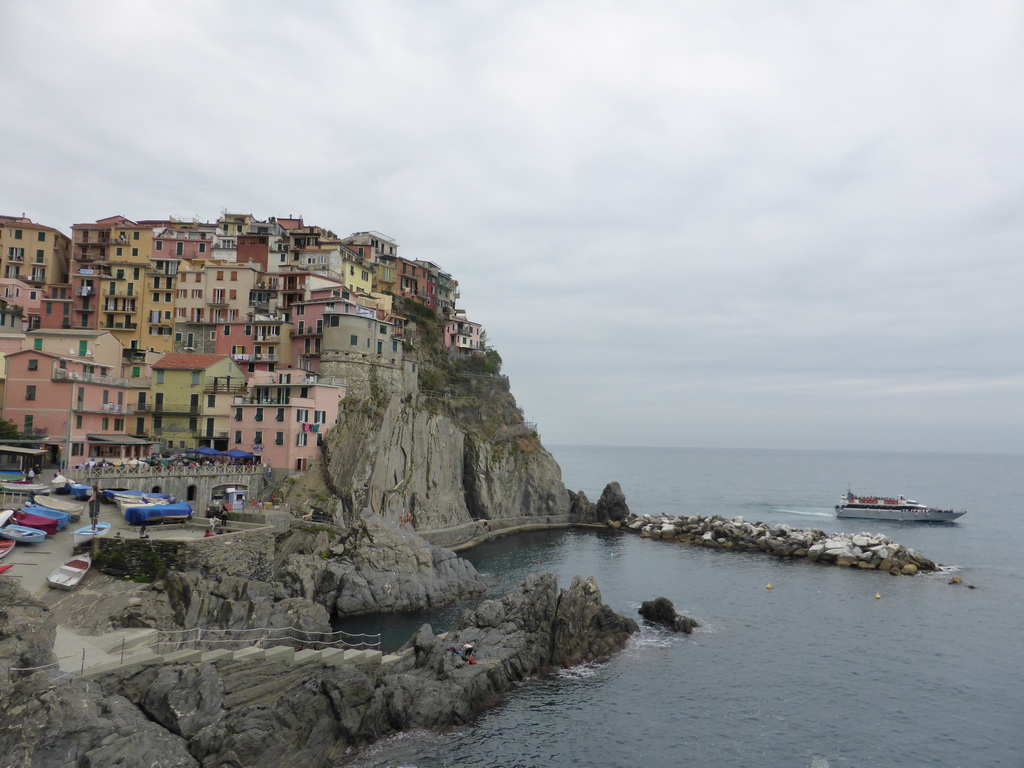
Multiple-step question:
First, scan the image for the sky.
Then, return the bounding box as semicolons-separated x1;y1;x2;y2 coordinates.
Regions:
3;0;1024;454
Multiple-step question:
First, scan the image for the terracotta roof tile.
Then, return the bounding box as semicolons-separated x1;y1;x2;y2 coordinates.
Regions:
152;352;231;370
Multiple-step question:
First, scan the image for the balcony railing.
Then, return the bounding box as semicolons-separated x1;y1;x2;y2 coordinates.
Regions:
73;403;135;415
52;368;130;387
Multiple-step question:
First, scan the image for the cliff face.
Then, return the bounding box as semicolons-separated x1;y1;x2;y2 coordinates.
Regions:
307;392;570;536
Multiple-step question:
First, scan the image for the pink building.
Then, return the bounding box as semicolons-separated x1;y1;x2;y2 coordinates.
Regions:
444;313;483;355
3;348;151;465
228;368;345;472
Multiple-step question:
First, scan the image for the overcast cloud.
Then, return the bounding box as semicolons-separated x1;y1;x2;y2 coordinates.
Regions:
4;1;1023;453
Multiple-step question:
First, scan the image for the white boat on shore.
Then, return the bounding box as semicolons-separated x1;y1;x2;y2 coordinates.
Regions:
1;481;50;494
836;492;966;522
72;521;111;546
31;495;86;519
46;553;92;590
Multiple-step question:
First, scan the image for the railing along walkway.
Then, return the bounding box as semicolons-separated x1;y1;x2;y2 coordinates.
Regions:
67;464;262;480
6;624;381;682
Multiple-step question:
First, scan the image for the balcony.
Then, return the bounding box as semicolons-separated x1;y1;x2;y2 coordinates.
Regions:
137;403;200;416
52;368;130;387
208;296;229;306
73;402;136;415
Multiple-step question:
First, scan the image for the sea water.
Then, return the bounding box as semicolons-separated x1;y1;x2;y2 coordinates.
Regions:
339;447;1024;767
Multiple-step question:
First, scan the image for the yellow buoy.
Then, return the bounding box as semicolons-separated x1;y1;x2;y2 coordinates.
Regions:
765;584;773;590
875;593;881;599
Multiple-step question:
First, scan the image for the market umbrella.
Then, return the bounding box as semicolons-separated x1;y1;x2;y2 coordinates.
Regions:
187;446;224;456
223;449;254;459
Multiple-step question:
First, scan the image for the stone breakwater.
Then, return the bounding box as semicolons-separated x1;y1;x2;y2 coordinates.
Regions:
611;513;938;575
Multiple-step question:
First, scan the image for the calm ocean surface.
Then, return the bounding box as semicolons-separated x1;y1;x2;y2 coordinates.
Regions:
341;446;1024;768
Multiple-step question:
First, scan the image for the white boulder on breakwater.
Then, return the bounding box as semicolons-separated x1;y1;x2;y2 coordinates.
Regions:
613;513;937;575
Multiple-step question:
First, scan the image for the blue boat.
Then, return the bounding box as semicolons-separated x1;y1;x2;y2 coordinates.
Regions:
123;502;193;525
21;505;72;531
68;484;92;500
0;524;48;543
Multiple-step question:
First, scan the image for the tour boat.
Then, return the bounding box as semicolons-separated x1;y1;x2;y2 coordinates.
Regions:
836;492;966;522
72;521;111;546
0;524;48;543
46;553;92;590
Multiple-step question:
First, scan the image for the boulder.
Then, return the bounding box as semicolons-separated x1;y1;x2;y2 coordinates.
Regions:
638;597;699;634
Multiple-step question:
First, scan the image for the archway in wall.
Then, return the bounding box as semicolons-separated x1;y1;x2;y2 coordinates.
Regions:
150;486;162;494
187;485;197;501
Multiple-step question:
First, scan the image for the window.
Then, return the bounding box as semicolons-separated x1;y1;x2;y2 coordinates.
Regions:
176;243;184;256
13;230;22;240
235;430;242;444
153;416;162;429
102;418;109;430
235;408;243;421
114;418;123;431
296;432;307;447
75;415;83;428
156;241;163;251
350;334;358;346
132;366;140;378
255;408;264;422
156;370;164;384
275;432;284;445
25;385;36;401
24;415;33;433
37;231;45;242
191;371;200;386
132;248;138;257
188;417;198;431
223;325;230;336
276;408;285;422
27;358;38;371
133;231;140;240
207;394;216;408
254;430;263;445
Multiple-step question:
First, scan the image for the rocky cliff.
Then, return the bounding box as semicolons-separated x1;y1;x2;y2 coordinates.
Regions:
0;574;638;768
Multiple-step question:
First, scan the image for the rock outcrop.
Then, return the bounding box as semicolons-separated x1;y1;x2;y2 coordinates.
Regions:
0;578;56;681
286;391;571;540
638;596;699;633
616;513;939;574
275;513;490;617
0;574;638;768
569;482;630;525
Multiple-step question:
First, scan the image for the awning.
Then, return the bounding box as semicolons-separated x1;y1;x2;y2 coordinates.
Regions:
85;434;155;445
0;445;49;456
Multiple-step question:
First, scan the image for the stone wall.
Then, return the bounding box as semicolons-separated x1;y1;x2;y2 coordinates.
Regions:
92;527;276;581
69;467;267;515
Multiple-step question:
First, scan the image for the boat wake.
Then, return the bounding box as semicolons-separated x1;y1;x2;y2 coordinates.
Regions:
770;507;834;518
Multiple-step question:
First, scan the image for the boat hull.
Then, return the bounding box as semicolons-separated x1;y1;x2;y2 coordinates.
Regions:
836;505;965;522
46;554;91;590
0;525;48;543
72;521;111;546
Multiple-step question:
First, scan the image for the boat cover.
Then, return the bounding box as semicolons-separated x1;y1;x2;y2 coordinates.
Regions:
123;502;193;524
68;484;92;499
12;512;59;535
21;505;72;530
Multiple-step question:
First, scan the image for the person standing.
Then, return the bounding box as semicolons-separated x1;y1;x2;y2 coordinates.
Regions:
89;484;101;527
27;467;35;482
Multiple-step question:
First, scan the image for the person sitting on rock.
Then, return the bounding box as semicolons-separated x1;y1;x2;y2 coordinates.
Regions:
460;642;476;664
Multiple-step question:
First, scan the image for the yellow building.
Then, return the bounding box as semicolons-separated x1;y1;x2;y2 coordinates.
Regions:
150;352;246;451
0;215;70;289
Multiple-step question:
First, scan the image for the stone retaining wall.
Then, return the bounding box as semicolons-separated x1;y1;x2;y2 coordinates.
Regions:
92;527;276;581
